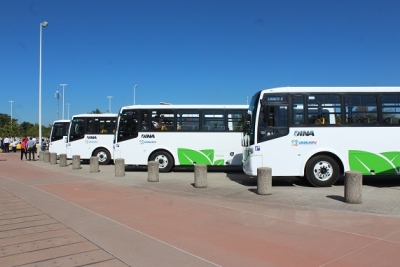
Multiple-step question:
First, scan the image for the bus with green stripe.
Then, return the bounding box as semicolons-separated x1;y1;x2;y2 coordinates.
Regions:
242;86;400;186
114;104;248;172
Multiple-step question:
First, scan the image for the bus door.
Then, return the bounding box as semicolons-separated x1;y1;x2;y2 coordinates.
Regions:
114;109;141;159
66;118;86;159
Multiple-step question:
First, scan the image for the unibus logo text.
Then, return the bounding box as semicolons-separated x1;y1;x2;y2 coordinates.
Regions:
293;130;315;136
87;136;97;139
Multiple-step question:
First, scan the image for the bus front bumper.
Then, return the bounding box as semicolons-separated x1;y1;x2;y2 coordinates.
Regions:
243;154;263;176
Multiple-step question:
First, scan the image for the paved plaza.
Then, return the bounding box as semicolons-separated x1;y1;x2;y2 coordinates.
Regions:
1;152;400;266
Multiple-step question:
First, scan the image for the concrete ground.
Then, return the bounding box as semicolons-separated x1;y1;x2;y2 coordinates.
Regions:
1;152;400;266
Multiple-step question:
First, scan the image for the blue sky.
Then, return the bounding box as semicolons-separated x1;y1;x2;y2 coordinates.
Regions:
1;0;400;126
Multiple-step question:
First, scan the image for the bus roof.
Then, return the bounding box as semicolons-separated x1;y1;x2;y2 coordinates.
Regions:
260;86;400;94
52;119;70;124
71;113;118;118
118;104;248;111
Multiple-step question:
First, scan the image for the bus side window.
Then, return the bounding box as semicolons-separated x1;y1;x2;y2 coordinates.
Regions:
292;95;305;125
140;110;148;131
383;117;392;124
315;116;325;124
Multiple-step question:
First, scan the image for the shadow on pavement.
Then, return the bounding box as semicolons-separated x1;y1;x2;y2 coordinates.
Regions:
123;163;400;190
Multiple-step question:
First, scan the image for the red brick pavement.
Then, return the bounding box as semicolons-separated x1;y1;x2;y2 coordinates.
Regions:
1;152;400;267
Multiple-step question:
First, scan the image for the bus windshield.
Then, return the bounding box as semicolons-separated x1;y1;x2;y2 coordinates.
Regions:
242;92;260;146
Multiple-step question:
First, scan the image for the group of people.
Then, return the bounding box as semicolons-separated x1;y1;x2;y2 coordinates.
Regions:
1;137;21;153
0;136;48;161
19;136;39;161
1;137;11;152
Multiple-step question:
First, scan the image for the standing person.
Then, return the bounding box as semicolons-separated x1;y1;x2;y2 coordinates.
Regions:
26;137;36;161
32;136;37;153
40;138;46;151
0;138;3;153
3;137;10;153
20;138;28;160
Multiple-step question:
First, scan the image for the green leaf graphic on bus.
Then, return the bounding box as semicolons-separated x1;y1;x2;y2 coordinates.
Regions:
201;149;215;163
214;159;225;166
381;152;400;173
177;148;224;165
348;150;400;175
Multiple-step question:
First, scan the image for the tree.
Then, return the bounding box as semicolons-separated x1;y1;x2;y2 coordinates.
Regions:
0;113;14;137
0;114;52;139
0;113;11;128
19;121;33;134
89;109;102;114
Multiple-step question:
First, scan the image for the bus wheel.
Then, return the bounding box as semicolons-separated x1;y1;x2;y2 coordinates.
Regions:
305;155;339;187
150;151;174;172
94;148;111;165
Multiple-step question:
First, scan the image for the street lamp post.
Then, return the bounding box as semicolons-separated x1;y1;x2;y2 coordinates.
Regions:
39;21;48;146
9;101;14;129
55;90;60;120
60;83;67;119
107;96;112;113
133;84;138;105
66;103;70;119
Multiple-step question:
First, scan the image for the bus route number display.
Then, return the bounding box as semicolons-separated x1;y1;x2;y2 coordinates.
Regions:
263;95;288;104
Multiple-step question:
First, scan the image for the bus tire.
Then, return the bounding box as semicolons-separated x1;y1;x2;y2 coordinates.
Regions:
305;155;339;187
94;148;111;165
150;151;174;172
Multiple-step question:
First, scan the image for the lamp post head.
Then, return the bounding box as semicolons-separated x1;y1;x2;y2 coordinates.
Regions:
41;21;48;27
134;84;138;89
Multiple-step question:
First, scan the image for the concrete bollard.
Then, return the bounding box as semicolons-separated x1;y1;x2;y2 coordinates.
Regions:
59;154;67;167
90;156;99;173
115;158;125;177
344;171;362;204
194;164;207;188
72;155;81;170
39;151;44;161
257;167;272;195
50;152;57;164
148;161;159;182
43;151;50;163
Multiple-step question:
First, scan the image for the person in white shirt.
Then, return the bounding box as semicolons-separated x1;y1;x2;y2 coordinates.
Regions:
32;137;37;153
12;138;18;153
3;137;10;153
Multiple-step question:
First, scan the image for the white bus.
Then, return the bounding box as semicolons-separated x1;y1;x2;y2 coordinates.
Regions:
49;119;70;156
114;105;248;172
242;86;400;187
66;113;117;165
